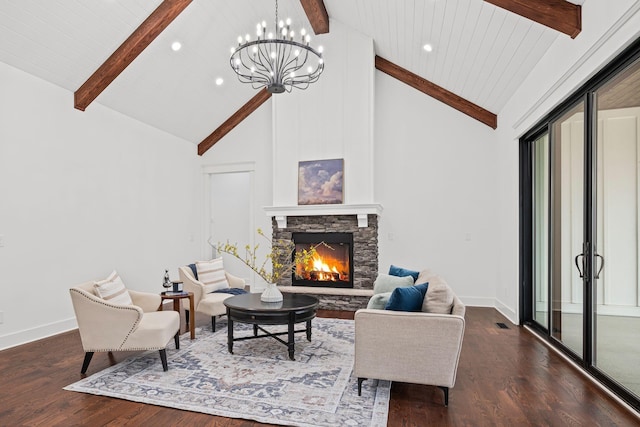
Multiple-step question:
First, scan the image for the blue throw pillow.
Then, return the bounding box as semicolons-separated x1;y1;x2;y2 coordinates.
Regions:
213;288;247;295
385;282;429;312
188;263;199;280
388;265;420;282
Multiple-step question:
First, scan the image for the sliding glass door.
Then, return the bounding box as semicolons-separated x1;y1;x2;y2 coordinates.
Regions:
593;58;640;397
550;102;585;358
522;39;640;411
532;133;549;330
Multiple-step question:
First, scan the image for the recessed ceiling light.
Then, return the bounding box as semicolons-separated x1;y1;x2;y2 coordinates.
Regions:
171;41;182;51
423;44;433;52
215;77;224;86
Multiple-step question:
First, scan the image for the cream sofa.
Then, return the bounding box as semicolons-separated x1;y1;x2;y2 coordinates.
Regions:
69;281;180;374
178;265;246;332
354;270;465;406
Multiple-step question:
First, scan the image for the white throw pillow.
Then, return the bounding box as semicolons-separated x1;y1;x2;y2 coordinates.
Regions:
372;273;414;294
422;275;454;314
366;291;393;309
94;270;133;305
196;258;230;293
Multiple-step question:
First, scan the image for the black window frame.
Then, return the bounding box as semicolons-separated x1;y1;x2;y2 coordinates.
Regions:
520;35;640;413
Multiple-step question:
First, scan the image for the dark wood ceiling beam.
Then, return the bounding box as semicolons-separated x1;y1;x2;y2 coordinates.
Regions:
484;0;581;38
74;0;192;111
300;0;329;34
375;56;497;129
198;89;272;156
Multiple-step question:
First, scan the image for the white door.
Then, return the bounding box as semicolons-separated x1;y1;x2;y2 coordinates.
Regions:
209;171;253;285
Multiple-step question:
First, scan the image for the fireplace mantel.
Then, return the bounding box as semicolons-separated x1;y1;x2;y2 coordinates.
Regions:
264;204;383;228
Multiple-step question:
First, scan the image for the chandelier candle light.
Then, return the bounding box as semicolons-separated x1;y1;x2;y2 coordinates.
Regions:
230;0;325;93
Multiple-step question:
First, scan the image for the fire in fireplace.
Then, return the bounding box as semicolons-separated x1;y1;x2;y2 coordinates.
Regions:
292;232;354;288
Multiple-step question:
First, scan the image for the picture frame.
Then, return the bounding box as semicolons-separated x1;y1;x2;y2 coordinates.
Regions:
298;158;344;205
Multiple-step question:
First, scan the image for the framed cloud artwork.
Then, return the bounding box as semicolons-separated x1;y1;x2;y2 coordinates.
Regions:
298;158;344;205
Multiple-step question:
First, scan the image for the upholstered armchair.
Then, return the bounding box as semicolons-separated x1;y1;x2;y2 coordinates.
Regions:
354;271;465;406
178;264;246;332
69;281;180;374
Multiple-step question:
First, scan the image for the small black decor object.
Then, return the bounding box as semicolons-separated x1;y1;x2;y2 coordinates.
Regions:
162;269;172;291
172;281;183;293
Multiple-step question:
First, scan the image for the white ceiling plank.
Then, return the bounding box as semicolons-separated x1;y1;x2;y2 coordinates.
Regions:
440;0;482;90
476;18;534;106
490;29;559;111
462;7;510;103
432;0;460;81
425;0;447;79
0;0;573;140
468;13;520;105
387;0;398;64
413;0;428;73
450;3;496;96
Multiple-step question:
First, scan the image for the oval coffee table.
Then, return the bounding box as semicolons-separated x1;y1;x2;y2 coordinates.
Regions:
223;293;319;360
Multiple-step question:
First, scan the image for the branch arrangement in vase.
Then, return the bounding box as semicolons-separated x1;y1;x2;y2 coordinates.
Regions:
212;228;329;284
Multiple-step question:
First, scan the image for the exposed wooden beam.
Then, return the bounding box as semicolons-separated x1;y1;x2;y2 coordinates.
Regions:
484;0;581;38
74;0;192;111
300;0;329;34
198;89;272;156
375;56;497;129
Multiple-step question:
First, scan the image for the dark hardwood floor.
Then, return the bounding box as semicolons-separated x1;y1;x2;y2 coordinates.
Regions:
1;307;638;426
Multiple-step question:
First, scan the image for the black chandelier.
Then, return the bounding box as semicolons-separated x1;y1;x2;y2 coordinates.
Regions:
230;0;325;94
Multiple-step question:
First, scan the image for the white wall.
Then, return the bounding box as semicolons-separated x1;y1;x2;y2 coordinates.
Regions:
0;62;201;349
494;0;640;322
199;17;507;313
198;97;274;287
374;71;499;308
272;20;375;206
200;19;502;309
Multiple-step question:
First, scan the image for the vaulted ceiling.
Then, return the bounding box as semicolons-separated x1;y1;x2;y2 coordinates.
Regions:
0;0;584;148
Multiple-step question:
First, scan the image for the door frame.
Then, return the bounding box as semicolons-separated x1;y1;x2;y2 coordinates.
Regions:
202;162;256;261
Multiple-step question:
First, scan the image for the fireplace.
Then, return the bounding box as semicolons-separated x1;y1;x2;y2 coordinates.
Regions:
292;232;354;288
271;213;378;291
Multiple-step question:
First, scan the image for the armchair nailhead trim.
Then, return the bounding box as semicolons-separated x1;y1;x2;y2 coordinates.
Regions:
84;346;168;352
71;288;142;350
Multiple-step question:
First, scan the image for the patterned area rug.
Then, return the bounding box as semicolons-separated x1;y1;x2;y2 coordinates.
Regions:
65;318;390;426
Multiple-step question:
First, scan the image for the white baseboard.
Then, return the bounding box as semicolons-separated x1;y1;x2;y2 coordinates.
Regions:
494;298;518;324
0;317;78;351
460;296;518;325
0;297;522;350
460;296;494;307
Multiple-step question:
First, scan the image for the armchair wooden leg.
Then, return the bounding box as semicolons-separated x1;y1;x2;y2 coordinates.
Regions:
211;316;216;332
159;349;168;371
81;352;94;374
185;309;190;327
357;378;365;396
174;331;180;350
438;386;449;406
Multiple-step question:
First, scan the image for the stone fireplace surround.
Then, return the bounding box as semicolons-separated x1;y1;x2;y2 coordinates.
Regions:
267;205;381;311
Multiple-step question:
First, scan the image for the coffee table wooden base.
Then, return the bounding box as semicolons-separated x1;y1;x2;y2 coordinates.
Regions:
224;293;319;360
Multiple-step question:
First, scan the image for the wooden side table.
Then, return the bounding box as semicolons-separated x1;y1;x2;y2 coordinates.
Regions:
160;291;195;340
